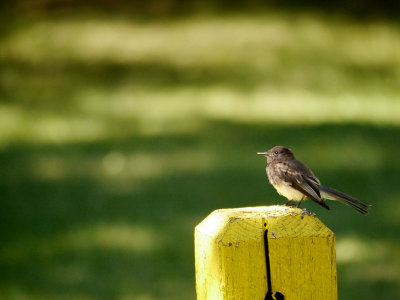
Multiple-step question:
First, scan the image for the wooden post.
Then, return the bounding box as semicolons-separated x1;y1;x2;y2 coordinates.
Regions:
194;206;337;300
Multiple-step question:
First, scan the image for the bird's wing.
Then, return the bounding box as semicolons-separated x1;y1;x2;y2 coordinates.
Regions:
276;162;320;200
281;161;330;210
292;176;330;210
291;174;321;201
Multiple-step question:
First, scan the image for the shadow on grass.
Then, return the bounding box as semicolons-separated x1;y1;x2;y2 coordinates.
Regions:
0;121;400;299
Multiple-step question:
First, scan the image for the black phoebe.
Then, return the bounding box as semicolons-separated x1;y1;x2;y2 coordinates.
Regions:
257;146;371;215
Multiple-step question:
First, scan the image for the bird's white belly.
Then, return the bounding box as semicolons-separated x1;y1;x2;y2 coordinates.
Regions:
273;183;305;201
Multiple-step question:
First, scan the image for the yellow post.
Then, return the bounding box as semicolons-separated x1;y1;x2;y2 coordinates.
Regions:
194;206;337;300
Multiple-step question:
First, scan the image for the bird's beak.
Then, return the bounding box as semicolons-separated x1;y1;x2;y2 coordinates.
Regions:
257;152;268;156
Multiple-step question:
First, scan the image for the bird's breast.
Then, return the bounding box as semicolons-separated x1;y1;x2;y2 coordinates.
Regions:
272;183;305;201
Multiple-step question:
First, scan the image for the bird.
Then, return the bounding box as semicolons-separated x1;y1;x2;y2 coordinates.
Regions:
257;146;371;215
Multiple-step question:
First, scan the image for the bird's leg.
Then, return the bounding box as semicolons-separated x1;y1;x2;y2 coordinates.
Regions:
296;196;306;208
284;200;298;208
284;200;292;206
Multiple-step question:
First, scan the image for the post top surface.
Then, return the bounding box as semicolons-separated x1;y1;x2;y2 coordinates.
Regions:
214;205;308;217
195;205;334;240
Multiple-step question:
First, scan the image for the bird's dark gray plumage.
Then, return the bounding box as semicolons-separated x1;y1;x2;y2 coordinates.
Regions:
257;146;371;215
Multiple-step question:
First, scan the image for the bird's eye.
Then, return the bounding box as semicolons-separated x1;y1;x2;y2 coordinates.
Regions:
274;151;279;155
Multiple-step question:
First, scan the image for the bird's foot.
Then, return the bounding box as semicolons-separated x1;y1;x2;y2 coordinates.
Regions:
284;200;292;206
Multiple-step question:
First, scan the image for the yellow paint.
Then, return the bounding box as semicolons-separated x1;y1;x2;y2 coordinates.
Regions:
195;205;337;300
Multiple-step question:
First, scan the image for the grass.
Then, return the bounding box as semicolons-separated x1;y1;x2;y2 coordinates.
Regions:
0;10;400;299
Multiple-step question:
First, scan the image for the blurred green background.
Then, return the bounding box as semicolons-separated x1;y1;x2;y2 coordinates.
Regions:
1;1;400;299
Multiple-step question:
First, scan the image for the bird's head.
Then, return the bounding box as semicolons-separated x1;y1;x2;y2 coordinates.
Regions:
257;146;295;163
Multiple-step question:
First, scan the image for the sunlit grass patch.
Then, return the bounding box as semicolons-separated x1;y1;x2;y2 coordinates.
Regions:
0;86;399;146
0;223;160;271
23;148;219;197
337;235;395;264
2;14;399;67
337;235;400;286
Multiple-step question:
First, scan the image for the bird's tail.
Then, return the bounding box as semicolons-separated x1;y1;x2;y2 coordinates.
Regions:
319;185;371;215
